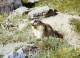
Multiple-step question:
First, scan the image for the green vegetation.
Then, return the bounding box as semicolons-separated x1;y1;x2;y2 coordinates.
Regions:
70;19;80;33
0;14;34;44
0;54;3;58
0;0;80;58
35;47;80;58
36;0;80;15
15;46;22;51
22;0;28;3
28;0;80;57
35;36;80;58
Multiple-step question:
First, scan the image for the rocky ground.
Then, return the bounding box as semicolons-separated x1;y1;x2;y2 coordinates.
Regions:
0;0;80;58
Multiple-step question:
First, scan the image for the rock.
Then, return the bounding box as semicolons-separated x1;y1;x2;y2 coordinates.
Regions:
41;12;80;47
3;48;28;58
7;6;30;20
17;23;27;30
13;0;22;9
7;0;14;3
0;0;14;13
0;0;22;13
28;6;49;19
28;0;39;3
30;12;80;47
17;19;29;30
0;42;34;55
7;0;22;9
14;6;30;16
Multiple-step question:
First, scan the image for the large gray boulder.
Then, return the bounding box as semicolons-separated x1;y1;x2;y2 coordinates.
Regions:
42;13;80;48
13;0;22;9
28;6;49;19
3;48;28;58
8;0;22;9
7;6;30;19
30;12;80;48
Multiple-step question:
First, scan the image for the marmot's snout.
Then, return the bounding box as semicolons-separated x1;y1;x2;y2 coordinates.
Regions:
30;20;36;26
30;19;42;26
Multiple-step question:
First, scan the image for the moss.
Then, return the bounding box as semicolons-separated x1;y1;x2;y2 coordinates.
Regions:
70;19;80;33
0;54;4;58
22;0;28;3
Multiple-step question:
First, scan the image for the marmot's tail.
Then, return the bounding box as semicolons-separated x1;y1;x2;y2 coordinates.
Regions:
52;30;63;38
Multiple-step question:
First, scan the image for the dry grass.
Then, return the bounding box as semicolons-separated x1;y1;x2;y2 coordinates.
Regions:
0;0;80;57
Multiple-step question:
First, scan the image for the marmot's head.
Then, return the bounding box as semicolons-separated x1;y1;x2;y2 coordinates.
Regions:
44;9;58;18
30;19;45;39
30;19;43;27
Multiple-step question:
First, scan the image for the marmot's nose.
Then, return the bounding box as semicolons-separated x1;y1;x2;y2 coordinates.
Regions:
30;20;35;26
30;22;34;26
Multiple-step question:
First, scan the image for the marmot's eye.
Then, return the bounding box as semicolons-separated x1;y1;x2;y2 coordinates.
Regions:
34;20;37;22
34;20;39;22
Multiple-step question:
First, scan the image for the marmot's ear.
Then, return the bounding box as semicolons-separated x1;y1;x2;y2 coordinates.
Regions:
54;9;57;12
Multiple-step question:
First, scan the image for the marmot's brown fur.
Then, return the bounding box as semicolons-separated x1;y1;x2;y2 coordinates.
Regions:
30;19;63;39
44;9;57;18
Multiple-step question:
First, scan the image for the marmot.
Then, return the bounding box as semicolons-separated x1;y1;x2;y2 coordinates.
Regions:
44;9;58;18
30;19;63;39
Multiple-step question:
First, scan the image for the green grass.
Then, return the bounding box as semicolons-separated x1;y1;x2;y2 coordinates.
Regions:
22;0;28;3
0;0;80;44
0;0;80;58
35;36;80;58
0;54;3;58
0;14;33;44
38;48;80;58
70;19;80;33
36;0;80;15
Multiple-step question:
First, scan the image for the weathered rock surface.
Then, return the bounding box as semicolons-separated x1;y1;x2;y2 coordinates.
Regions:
28;6;49;19
3;48;27;58
28;0;39;3
41;12;80;47
0;42;34;55
7;6;30;20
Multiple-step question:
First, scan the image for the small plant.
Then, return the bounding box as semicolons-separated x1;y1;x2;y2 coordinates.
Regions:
70;19;80;33
35;36;80;58
22;0;28;3
15;46;22;51
0;54;4;58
